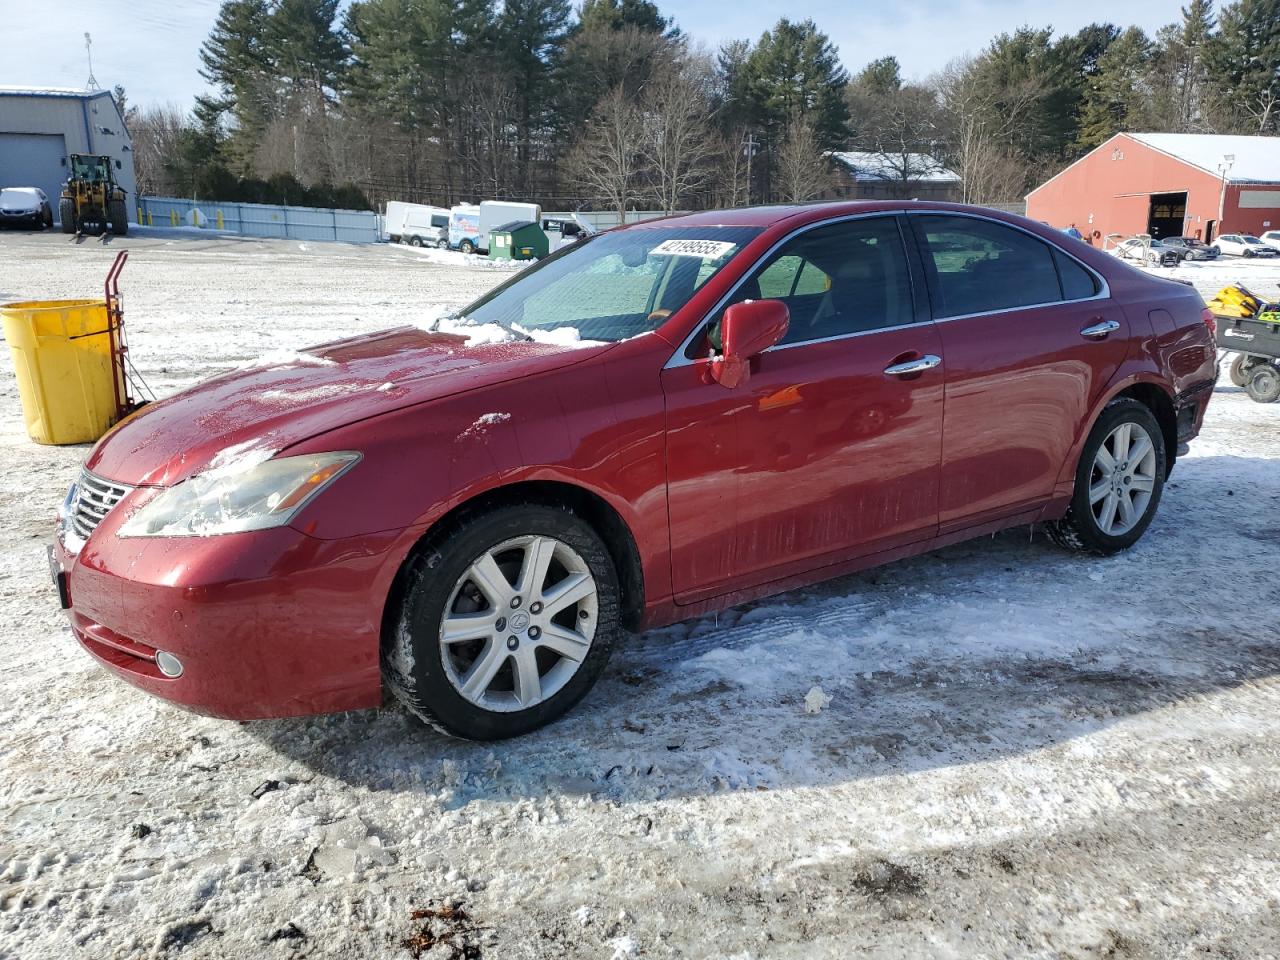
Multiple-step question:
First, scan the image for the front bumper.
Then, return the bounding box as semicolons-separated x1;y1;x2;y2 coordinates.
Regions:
0;212;43;226
52;515;408;720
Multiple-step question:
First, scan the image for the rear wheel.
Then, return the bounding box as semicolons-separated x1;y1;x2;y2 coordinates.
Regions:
383;504;620;740
1044;398;1165;556
59;198;76;234
409;235;423;247
1245;364;1280;403
459;239;475;255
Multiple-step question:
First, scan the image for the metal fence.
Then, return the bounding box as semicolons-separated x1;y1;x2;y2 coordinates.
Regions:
137;197;679;244
137;196;381;244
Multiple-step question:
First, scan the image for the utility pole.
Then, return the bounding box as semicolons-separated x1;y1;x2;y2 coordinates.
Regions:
84;33;100;91
742;133;759;207
1217;154;1234;239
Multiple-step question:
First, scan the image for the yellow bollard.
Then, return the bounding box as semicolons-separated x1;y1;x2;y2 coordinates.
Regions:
136;206;142;223
170;209;178;227
216;210;224;230
147;211;153;226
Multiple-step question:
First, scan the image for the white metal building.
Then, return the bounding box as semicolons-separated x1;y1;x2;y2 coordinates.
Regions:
0;86;136;222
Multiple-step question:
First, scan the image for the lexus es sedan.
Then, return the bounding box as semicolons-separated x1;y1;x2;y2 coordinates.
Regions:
51;202;1218;739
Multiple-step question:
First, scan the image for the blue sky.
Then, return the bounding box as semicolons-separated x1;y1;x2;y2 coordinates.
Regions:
0;0;1180;111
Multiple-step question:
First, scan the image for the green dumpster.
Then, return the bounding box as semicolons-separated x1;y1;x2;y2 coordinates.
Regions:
488;220;549;261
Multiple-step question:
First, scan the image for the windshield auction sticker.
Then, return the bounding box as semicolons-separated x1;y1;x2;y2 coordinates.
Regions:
651;239;737;259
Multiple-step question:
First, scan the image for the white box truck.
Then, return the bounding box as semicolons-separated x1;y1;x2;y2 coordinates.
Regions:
472;201;541;254
385;201;450;247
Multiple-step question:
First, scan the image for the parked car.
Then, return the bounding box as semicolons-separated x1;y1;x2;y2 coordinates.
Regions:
1160;236;1218;261
0;187;52;228
1108;235;1176;266
51;202;1218;739
1212;234;1279;258
1259;230;1280;252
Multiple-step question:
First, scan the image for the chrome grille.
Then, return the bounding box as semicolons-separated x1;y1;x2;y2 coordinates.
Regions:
69;470;132;542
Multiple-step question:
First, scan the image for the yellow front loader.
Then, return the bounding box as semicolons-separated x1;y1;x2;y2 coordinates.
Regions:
59;154;128;237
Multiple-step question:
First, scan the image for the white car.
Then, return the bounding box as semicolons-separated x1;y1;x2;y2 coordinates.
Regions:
1109;236;1176;265
1211;234;1279;258
0;187;52;228
1260;230;1280;252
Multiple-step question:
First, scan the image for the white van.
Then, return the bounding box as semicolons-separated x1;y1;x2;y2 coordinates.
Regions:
448;204;482;252
385;201;450;247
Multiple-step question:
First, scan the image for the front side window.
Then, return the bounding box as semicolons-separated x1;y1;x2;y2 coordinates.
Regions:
915;215;1064;318
457;226;760;342
702;216;916;351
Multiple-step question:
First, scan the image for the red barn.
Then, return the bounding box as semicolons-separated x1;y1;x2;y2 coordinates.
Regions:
1027;132;1280;245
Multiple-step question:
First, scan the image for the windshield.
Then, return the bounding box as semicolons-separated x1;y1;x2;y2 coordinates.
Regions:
454;226;761;342
0;189;37;206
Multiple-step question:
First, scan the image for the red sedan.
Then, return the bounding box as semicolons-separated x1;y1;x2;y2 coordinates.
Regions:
51;202;1218;739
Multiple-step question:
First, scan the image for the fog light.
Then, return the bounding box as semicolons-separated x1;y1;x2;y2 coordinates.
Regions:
155;651;184;678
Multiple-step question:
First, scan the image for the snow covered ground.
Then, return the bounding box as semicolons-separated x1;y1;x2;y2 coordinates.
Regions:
1;230;1279;959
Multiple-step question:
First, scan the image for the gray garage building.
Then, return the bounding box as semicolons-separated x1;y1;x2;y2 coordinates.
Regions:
0;86;136;224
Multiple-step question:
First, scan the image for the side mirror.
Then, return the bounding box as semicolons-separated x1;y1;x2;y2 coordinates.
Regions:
710;299;789;388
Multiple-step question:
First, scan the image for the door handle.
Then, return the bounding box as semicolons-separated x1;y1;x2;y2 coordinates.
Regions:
1080;319;1120;339
883;354;942;376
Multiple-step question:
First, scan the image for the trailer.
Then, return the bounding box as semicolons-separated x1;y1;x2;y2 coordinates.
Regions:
1218;315;1280;403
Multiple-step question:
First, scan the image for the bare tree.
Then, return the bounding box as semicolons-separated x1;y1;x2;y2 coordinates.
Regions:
567;86;647;221
642;54;716;214
848;83;946;198
774;113;831;202
129;104;191;197
933;56;1043;204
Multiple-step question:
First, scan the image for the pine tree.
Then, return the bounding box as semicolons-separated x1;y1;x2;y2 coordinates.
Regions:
741;18;850;150
1206;0;1280;132
1076;27;1154;148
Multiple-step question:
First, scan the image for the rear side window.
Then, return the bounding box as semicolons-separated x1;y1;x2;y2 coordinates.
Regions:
1053;248;1100;299
915;215;1063;318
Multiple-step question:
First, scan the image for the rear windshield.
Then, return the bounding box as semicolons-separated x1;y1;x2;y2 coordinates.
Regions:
455;226;761;342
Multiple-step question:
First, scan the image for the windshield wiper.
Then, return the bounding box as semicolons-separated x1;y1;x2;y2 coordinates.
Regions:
430;312;533;342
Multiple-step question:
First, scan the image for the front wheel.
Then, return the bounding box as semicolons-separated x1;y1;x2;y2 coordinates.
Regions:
1044;398;1166;556
1229;353;1259;387
383;504;620;740
436;238;448;249
59;198;76;234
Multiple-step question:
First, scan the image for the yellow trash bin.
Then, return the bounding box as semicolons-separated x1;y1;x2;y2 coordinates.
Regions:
1;299;124;445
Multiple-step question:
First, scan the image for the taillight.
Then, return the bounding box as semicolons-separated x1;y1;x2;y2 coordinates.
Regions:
1201;307;1216;337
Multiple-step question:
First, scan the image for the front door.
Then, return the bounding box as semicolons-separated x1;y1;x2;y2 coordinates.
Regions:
662;215;945;604
909;213;1129;530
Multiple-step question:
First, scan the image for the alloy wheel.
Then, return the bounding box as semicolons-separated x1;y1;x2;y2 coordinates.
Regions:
1089;421;1158;536
439;535;598;712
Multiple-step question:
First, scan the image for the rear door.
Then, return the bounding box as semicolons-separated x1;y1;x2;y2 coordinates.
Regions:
662;215;945;602
910;213;1127;530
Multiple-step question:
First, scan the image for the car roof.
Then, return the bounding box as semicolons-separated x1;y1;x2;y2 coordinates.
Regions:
619;200;1057;232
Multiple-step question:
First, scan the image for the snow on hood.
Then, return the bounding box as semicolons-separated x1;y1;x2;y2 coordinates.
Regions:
86;321;613;487
0;188;42;211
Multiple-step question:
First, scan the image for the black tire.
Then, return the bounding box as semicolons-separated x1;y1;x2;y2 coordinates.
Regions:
42;206;52;228
1044;397;1166;556
108;200;128;236
1245;364;1280;403
1229;353;1258;388
459;239;475;255
383;503;620;740
436;238;448;249
409;235;423;247
59;198;76;234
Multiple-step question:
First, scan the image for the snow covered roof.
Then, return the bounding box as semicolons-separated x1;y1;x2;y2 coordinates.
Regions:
0;85;109;100
829;150;960;183
1128;133;1280;184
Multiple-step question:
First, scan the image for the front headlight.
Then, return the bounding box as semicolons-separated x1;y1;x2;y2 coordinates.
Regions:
118;452;360;538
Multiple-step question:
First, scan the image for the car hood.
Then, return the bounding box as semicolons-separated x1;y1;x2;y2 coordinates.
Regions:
86;326;611;486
